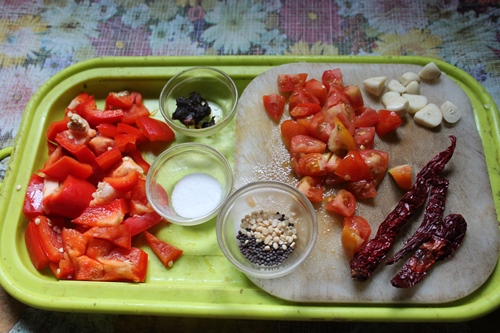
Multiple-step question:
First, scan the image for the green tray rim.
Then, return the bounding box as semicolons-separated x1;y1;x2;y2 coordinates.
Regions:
0;55;499;322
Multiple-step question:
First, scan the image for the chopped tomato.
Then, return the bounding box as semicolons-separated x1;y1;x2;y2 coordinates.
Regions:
289;86;320;110
376;110;403;137
144;231;183;269
354;127;376;150
277;73;308;93
341;215;371;258
72;198;129;227
388;164;413;190
289;134;327;157
304;78;327;105
280;119;309;149
135;116;175;142
354;107;379;128
322;68;343;88
290;102;322;118
262;93;286;121
359;149;389;187
323;103;355;134
297;176;323;203
325;152;342;174
324;85;351;110
325;189;356;217
343;85;364;110
297;153;328;177
23;174;45;220
306;112;334;143
25;220;50;270
345;180;378;200
327;117;357;155
334;151;373;182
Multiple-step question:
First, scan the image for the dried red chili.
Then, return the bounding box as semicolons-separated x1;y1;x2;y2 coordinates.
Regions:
350;135;457;282
390;213;467;288
385;175;449;265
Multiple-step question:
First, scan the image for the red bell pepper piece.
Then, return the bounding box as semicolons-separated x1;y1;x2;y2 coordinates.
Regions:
96;123;120;138
144;231;183;269
128;149;150;174
43;175;96;219
105;91;135;109
136;116;175;142
95;147;122;171
121;103;150;124
25;220;50;270
114;133;137;153
129;177;154;216
48;252;74;279
46;117;69;142
55;130;90;155
103;169;139;192
35;216;64;263
122;212;163;237
84;224;132;249
41;145;64;171
72;198;129;227
117;122;148;143
41;155;93;181
66;92;91;113
23;174;45;220
97;247;148;282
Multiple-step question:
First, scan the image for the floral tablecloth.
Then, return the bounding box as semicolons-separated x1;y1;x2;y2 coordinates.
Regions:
1;1;499;332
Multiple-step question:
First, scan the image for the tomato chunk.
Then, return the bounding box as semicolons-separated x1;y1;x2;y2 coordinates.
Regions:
262;93;286;121
335;151;373;182
280;119;309;149
376;110;403;136
325;189;356;217
341;215;371;258
297;176;323;203
388;164;413;190
277;73;308;93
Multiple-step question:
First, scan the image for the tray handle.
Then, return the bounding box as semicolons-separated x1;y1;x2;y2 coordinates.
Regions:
0;146;13;190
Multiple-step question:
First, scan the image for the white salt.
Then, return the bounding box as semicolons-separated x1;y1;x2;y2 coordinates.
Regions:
171;172;222;219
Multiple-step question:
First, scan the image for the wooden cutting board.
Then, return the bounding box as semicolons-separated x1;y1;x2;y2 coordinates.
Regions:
233;62;499;303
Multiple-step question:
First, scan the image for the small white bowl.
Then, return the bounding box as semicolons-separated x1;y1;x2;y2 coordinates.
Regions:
146;143;233;226
159;67;238;137
216;181;318;279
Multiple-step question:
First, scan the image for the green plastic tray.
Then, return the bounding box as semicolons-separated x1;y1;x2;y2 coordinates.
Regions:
0;56;499;322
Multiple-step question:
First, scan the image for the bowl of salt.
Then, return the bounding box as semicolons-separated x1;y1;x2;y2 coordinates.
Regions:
145;143;233;226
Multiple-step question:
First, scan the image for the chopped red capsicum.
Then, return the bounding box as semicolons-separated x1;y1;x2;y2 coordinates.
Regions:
25;220;50;270
135;116;175;142
41;155;93;181
123;212;163;237
23;174;45;220
72;198;129;227
144;231;183;269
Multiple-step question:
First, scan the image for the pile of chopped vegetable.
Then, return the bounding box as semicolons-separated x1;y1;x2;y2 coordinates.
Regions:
23;90;183;282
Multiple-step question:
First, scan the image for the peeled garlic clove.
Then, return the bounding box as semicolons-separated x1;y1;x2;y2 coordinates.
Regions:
414;103;442;128
400;72;420;86
418;62;441;80
404;81;420;95
363;76;387;96
387;79;406;93
440;100;461;123
382;91;409;117
402;94;428;114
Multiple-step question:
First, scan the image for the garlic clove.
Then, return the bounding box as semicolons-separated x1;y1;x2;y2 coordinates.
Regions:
440;100;461;123
382;91;409;117
413;103;442;128
404;81;420;95
418;62;441;80
402;93;428;114
400;72;421;86
387;79;406;94
362;76;387;96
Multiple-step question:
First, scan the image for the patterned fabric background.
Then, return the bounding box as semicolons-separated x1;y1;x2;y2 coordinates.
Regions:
0;0;499;332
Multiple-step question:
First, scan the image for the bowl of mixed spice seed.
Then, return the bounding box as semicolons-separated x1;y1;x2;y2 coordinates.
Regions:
216;181;318;279
159;67;238;137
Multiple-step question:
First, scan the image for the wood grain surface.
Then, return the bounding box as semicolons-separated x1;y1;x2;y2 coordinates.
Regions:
234;62;499;303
